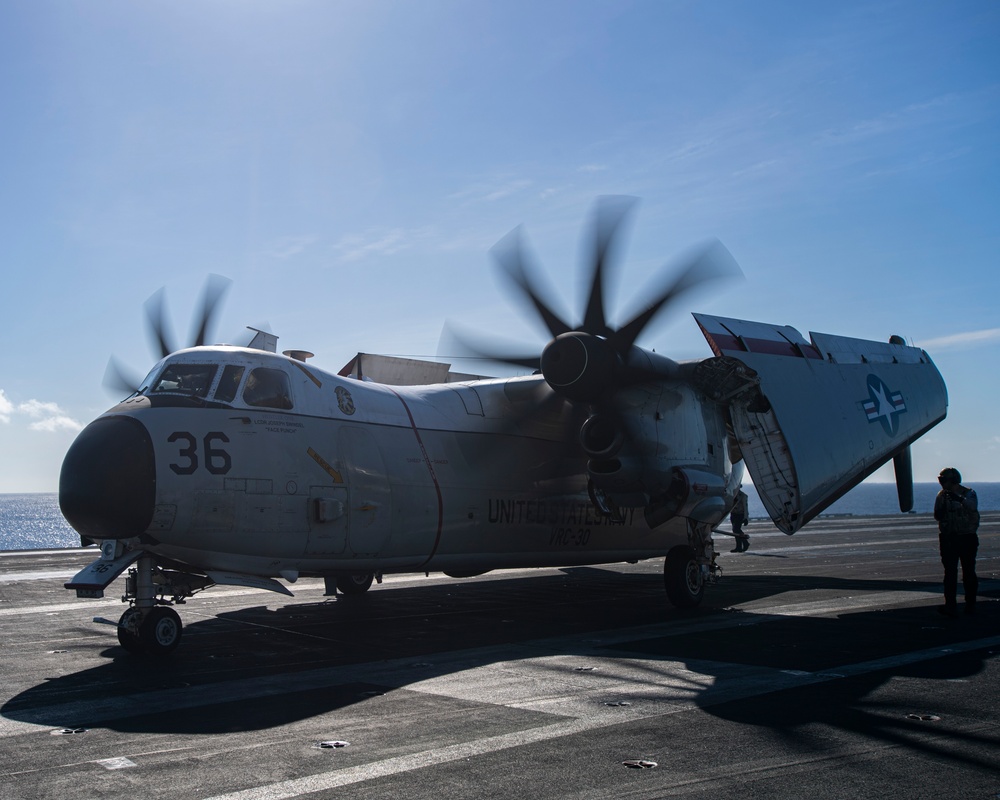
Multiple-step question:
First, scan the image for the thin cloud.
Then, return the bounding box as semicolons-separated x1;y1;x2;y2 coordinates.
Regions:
331;228;413;263
0;390;83;433
449;178;534;205
919;328;1000;351
267;235;319;260
484;180;533;202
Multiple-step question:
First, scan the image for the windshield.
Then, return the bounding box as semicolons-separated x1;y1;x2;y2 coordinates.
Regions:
150;364;218;397
243;367;293;409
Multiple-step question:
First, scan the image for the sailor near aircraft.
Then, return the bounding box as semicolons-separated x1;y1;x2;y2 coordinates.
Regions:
59;198;948;655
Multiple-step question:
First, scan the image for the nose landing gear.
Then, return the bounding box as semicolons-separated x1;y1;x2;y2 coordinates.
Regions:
114;554;205;655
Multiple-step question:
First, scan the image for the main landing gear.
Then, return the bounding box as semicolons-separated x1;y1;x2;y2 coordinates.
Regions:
663;521;719;609
323;572;378;596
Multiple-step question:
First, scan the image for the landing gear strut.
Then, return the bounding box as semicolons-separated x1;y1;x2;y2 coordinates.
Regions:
663;522;719;609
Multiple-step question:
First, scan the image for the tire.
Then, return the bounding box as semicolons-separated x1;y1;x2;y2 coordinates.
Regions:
139;607;183;655
664;546;705;609
335;572;374;596
117;607;145;654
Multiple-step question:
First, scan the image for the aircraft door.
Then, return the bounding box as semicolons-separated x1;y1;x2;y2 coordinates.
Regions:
340;426;393;556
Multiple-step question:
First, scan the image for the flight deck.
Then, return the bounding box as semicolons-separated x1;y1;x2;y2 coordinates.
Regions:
1;512;998;799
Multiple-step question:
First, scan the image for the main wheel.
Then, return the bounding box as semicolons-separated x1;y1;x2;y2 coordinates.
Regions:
664;546;705;609
336;572;374;595
139;607;183;655
117;607;144;654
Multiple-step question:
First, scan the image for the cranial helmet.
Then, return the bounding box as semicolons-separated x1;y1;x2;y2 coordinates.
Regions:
939;467;962;484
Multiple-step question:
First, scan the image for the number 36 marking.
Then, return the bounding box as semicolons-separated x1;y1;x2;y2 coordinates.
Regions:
168;431;232;476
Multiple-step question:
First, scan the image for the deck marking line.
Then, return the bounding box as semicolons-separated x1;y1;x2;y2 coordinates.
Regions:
200;634;1000;800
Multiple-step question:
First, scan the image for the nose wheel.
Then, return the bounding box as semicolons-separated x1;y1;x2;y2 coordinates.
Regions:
142;607;183;653
116;607;145;654
117;605;183;655
115;555;187;655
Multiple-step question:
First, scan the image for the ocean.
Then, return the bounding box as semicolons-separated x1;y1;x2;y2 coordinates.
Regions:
2;484;998;552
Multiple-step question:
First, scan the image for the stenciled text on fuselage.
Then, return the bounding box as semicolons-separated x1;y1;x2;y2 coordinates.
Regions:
487;498;636;527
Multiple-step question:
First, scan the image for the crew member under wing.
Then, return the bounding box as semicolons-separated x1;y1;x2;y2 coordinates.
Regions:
693;314;948;533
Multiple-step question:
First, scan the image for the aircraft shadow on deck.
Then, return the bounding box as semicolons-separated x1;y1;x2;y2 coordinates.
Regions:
3;569;996;764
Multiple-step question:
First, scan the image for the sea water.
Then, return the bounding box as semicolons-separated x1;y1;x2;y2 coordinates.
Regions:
0;494;81;550
2;484;998;552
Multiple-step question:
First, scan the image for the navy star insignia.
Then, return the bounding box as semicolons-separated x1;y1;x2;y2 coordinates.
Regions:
861;374;907;436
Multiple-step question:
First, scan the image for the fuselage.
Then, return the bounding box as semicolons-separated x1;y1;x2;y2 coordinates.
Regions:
60;346;739;580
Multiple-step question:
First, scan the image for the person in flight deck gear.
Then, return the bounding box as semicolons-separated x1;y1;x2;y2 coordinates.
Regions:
730;488;750;553
933;467;980;617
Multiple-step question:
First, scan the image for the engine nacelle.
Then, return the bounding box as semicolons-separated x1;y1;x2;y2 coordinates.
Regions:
587;455;647;507
580;382;735;529
643;466;729;528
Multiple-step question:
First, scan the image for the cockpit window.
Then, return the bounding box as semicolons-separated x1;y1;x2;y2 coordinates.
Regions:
243;367;293;410
150;364;218;397
215;365;246;403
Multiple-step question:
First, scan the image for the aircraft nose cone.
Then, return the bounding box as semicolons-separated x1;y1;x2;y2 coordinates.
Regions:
59;416;156;540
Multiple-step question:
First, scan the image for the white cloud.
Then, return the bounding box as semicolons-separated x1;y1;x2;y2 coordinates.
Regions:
19;399;63;418
0;390;83;433
919;328;1000;351
29;415;83;433
0;390;13;423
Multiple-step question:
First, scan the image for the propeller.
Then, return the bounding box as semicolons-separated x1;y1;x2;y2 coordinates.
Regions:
464;197;740;401
103;275;232;396
450;196;742;506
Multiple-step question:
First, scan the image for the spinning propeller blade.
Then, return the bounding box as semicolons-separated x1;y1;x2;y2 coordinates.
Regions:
612;238;742;354
439;322;541;372
106;274;232;397
103;357;143;396
191;274;232;348
490;227;572;339
582;195;637;337
144;288;176;360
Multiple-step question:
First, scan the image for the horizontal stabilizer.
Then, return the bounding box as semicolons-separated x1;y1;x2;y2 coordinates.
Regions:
694;314;947;532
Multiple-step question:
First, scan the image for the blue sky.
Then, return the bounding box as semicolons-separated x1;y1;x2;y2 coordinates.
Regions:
1;0;998;493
